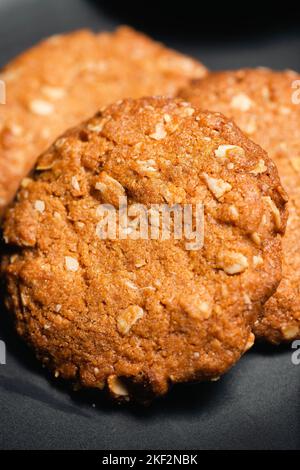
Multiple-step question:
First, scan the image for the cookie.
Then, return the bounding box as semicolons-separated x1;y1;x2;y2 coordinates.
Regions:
1;97;287;402
0;26;206;217
179;69;300;343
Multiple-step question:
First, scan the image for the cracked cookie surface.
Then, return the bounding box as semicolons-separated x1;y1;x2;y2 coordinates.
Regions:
180;69;300;343
0;26;206;217
1;97;287;402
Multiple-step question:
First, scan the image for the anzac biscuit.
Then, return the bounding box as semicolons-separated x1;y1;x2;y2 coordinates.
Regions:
0;26;206;217
1;97;287;402
180;69;300;343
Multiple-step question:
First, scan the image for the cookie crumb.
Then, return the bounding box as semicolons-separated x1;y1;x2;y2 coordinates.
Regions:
117;305;144;335
263;196;282;230
108;375;129;397
282;325;299;340
244;332;255;351
251;232;261;246
34;200;45;213
150;122;167;140
71;176;80;191
136;159;157;174
42;86;65;100
123;280;138;290
187;300;212;320
135;260;147;268
231;93;252;111
218;251;249;275
95;172;125;200
214;144;244;158
243;294;252;306
87;122;104;132
21;177;32;188
229;205;239;220
29;99;54;116
65;256;79;272
250;159;267;175
253;255;263;267
202;173;232;199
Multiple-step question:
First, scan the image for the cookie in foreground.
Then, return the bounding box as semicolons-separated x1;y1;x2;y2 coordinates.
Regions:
0;26;207;218
180;68;300;344
1;97;287;402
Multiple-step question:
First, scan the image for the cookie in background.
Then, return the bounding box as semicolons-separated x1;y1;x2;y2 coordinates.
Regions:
0;26;207;217
179;68;300;343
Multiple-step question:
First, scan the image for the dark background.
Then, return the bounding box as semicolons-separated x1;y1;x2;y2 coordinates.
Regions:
0;0;299;450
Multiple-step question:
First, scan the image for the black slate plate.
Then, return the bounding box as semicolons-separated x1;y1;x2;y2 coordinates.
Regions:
0;0;299;451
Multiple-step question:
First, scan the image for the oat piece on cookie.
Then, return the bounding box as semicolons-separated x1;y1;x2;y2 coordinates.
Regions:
0;26;207;216
1;97;287;402
180;68;300;343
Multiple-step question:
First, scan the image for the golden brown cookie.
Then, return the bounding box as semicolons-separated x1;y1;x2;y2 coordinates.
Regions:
179;68;300;343
0;26;206;217
1;97;287;402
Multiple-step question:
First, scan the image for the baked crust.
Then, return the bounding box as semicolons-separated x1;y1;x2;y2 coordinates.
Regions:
1;97;287;401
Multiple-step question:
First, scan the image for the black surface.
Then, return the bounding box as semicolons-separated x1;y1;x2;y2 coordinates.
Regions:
0;0;299;451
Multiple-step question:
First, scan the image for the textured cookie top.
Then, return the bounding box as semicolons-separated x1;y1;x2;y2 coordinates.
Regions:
2;97;287;401
0;26;206;217
180;68;300;343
